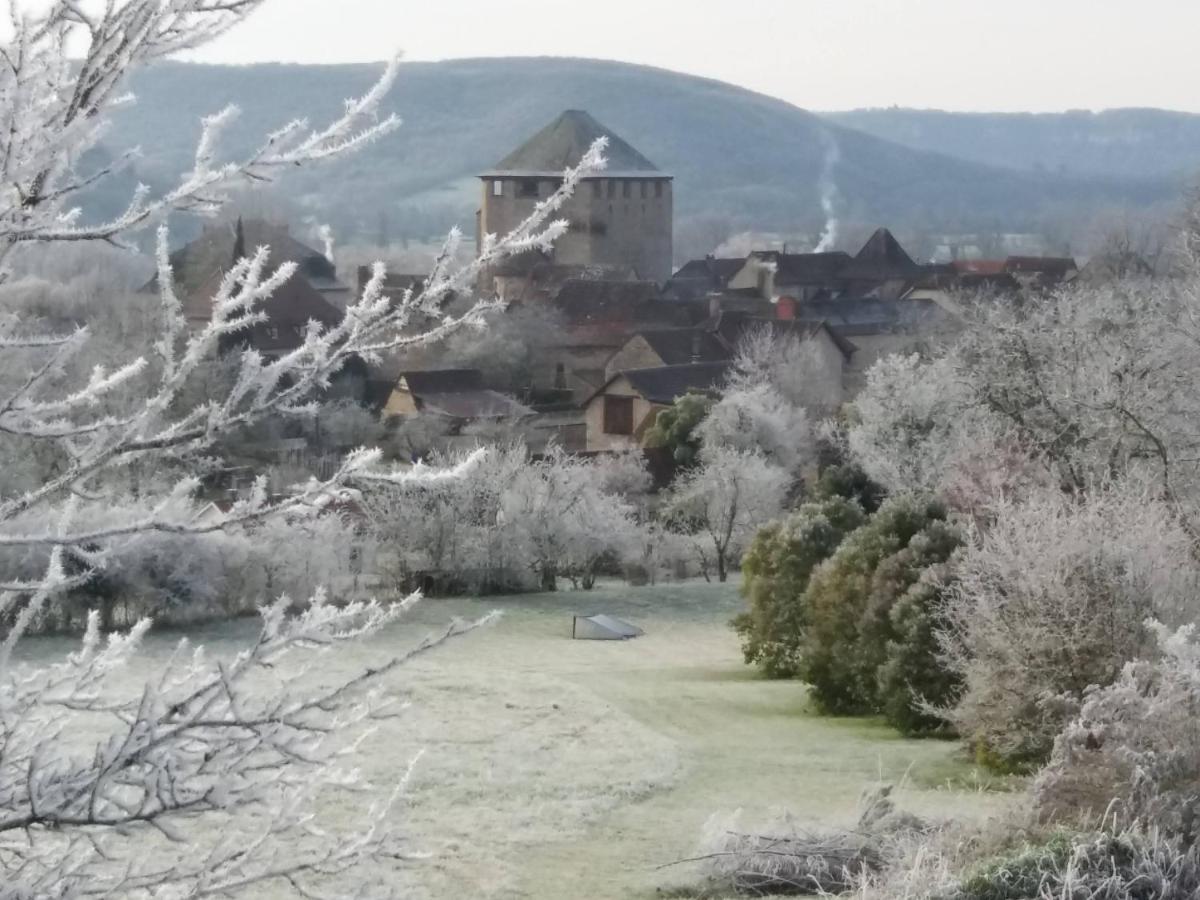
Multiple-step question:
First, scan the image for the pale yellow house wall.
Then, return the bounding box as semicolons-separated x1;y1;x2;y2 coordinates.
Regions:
583;375;659;452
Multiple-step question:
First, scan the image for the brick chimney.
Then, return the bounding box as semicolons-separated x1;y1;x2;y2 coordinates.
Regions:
776;295;798;321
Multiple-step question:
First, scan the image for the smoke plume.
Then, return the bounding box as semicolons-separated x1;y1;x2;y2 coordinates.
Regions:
814;130;841;252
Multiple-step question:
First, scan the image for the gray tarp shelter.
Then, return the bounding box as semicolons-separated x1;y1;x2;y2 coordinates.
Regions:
572;614;644;640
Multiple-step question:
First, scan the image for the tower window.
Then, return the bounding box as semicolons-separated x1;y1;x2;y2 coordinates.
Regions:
655;181;664;198
640;182;648;199
622;181;631;199
492;180;503;197
607;180;616;199
518;179;539;198
592;180;602;198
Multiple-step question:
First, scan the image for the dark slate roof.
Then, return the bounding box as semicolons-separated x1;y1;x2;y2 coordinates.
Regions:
670;256;746;285
636;328;732;365
840;228;923;281
751;250;853;285
708;311;856;360
665;257;749;303
417;391;532;420
400;369;485;394
483;110;667;178
147;218;348;296
553;279;699;347
795;297;946;337
620;362;730;406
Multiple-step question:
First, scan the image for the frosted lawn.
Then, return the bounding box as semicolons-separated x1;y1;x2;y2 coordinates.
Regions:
17;580;1010;899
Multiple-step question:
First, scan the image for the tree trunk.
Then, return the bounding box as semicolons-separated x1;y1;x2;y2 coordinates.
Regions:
716;551;728;583
540;565;558;592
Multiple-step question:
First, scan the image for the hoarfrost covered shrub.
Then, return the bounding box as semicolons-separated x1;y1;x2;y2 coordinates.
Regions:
1035;624;1200;842
951;830;1200;900
699;381;815;475
847;354;976;498
734;497;867;678
666;447;790;583
698;326;832;476
798;496;953;715
941;483;1200;772
364;444;644;593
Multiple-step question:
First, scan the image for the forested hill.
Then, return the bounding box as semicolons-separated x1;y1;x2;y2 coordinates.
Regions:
825;108;1200;182
97;57;1182;244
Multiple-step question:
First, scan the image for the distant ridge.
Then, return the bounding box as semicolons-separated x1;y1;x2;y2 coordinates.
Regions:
88;57;1184;246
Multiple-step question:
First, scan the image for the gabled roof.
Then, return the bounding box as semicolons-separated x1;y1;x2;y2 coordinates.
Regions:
605;362;730;406
483;110;667;178
147;218;349;296
399;369;485;394
841;228;923;280
635;328;732;366
708;311;856;360
670;256;746;285
417;391;532;420
393;369;531;420
749;250;853;285
794;297;946;337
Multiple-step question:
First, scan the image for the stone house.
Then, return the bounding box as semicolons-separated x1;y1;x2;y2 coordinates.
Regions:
477;110;674;283
604;328;731;381
381;369;532;422
582;362;729;453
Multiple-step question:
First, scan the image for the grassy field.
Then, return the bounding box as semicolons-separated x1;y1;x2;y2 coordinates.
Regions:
21;579;1013;898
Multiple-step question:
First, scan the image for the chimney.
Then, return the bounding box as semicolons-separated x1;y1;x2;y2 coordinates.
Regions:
776;296;797;321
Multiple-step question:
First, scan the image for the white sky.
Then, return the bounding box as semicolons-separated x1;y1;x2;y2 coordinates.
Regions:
29;0;1200;113
175;0;1200;113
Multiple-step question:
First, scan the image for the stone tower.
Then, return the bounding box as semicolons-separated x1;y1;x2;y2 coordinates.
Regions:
478;110;673;282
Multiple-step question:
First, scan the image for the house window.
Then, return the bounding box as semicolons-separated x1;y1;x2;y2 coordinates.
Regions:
492;179;503;197
655;181;664;198
265;325;279;341
592;180;602;198
640;181;648;199
603;395;634;435
607;180;616;199
518;179;539;198
622;181;631;199
554;363;566;390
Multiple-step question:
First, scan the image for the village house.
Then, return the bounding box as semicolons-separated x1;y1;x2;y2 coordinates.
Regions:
144;217;350;359
380;369;532;423
582;362;729;453
477;109;674;283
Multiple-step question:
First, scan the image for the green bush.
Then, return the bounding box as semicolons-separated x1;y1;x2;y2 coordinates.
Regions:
645;392;713;469
798;497;952;715
873;528;964;735
815;461;886;514
733;498;867;678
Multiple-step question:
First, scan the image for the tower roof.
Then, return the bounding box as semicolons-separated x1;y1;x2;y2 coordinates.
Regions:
482;109;668;178
840;228;922;280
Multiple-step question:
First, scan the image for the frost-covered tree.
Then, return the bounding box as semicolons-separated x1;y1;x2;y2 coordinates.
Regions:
939;482;1200;771
0;2;606;894
1035;622;1200;842
699;327;828;475
666;447;790;582
502;446;641;591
